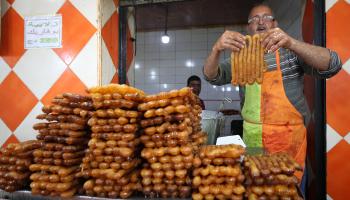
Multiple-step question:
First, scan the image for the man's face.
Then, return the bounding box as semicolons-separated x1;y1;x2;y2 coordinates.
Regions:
247;5;277;35
188;80;201;96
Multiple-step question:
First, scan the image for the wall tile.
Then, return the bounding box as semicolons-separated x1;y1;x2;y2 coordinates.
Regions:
192;50;208;59
175;58;188;67
145;75;159;84
135;49;145;60
208;88;225;100
207;41;216;50
192;66;204;76
192;33;207;42
208;27;225;33
135;26;244;101
176;42;192;51
136;32;144;43
160;75;176;84
205;101;220;111
159;51;176;59
145;67;159;77
144;60;159;69
167;31;176;39
145;44;159;53
159;59;175;67
0;119;12;147
191;28;207;35
175;67;192;76
143;84;160;94
191;42;208;51
144;31;159;44
160;83;176;91
192;59;205;67
159;67;175;75
160;42;175;52
134;68;145;84
200;86;209;100
13;0;66;18
176;30;191;42
144;51;159;60
175;75;187;84
134;60;144;69
175;51;192;59
208;32;221;42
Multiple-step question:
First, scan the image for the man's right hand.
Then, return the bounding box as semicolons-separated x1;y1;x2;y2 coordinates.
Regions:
213;31;246;52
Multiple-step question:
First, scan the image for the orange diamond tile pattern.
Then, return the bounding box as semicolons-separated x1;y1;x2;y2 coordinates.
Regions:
111;73;119;84
0;7;26;68
0;72;38;131
326;0;350;62
327;140;350;200
113;0;119;8
326;70;350;136
326;1;350;199
2;134;19;148
54;1;97;65
41;68;88;105
6;0;15;5
102;11;119;68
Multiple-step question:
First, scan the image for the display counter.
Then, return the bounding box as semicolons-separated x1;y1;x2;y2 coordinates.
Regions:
0;190;189;200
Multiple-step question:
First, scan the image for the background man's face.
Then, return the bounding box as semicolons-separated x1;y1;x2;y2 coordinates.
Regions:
188;80;201;96
247;5;277;35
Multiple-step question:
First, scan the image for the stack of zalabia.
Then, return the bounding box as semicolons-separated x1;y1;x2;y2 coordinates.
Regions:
231;34;267;86
243;153;303;200
190;95;208;153
139;87;207;198
0;141;42;192
79;84;144;198
30;93;94;198
192;144;246;200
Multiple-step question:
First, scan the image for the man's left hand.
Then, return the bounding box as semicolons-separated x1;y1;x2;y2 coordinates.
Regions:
261;28;295;53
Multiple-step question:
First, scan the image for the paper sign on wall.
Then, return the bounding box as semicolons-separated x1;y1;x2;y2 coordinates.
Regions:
24;15;62;49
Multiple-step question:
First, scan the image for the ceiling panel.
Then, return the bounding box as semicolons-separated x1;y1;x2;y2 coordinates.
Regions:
133;0;264;31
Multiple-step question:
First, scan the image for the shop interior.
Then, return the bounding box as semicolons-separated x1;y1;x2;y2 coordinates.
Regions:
126;0;306;138
0;0;331;199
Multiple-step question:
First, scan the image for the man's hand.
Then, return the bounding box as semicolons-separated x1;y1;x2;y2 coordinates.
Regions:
261;28;296;53
213;31;246;52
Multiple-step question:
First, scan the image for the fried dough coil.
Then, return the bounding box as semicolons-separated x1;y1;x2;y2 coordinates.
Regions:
231;34;266;86
253;34;260;82
237;45;244;86
247;35;254;84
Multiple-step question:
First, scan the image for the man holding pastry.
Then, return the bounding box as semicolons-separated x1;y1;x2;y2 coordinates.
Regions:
203;3;342;181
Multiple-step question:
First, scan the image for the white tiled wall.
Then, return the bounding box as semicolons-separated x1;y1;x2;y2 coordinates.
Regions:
130;26;246;111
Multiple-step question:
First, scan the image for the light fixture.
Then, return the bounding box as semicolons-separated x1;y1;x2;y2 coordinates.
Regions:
161;6;170;44
161;34;170;44
185;60;194;67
